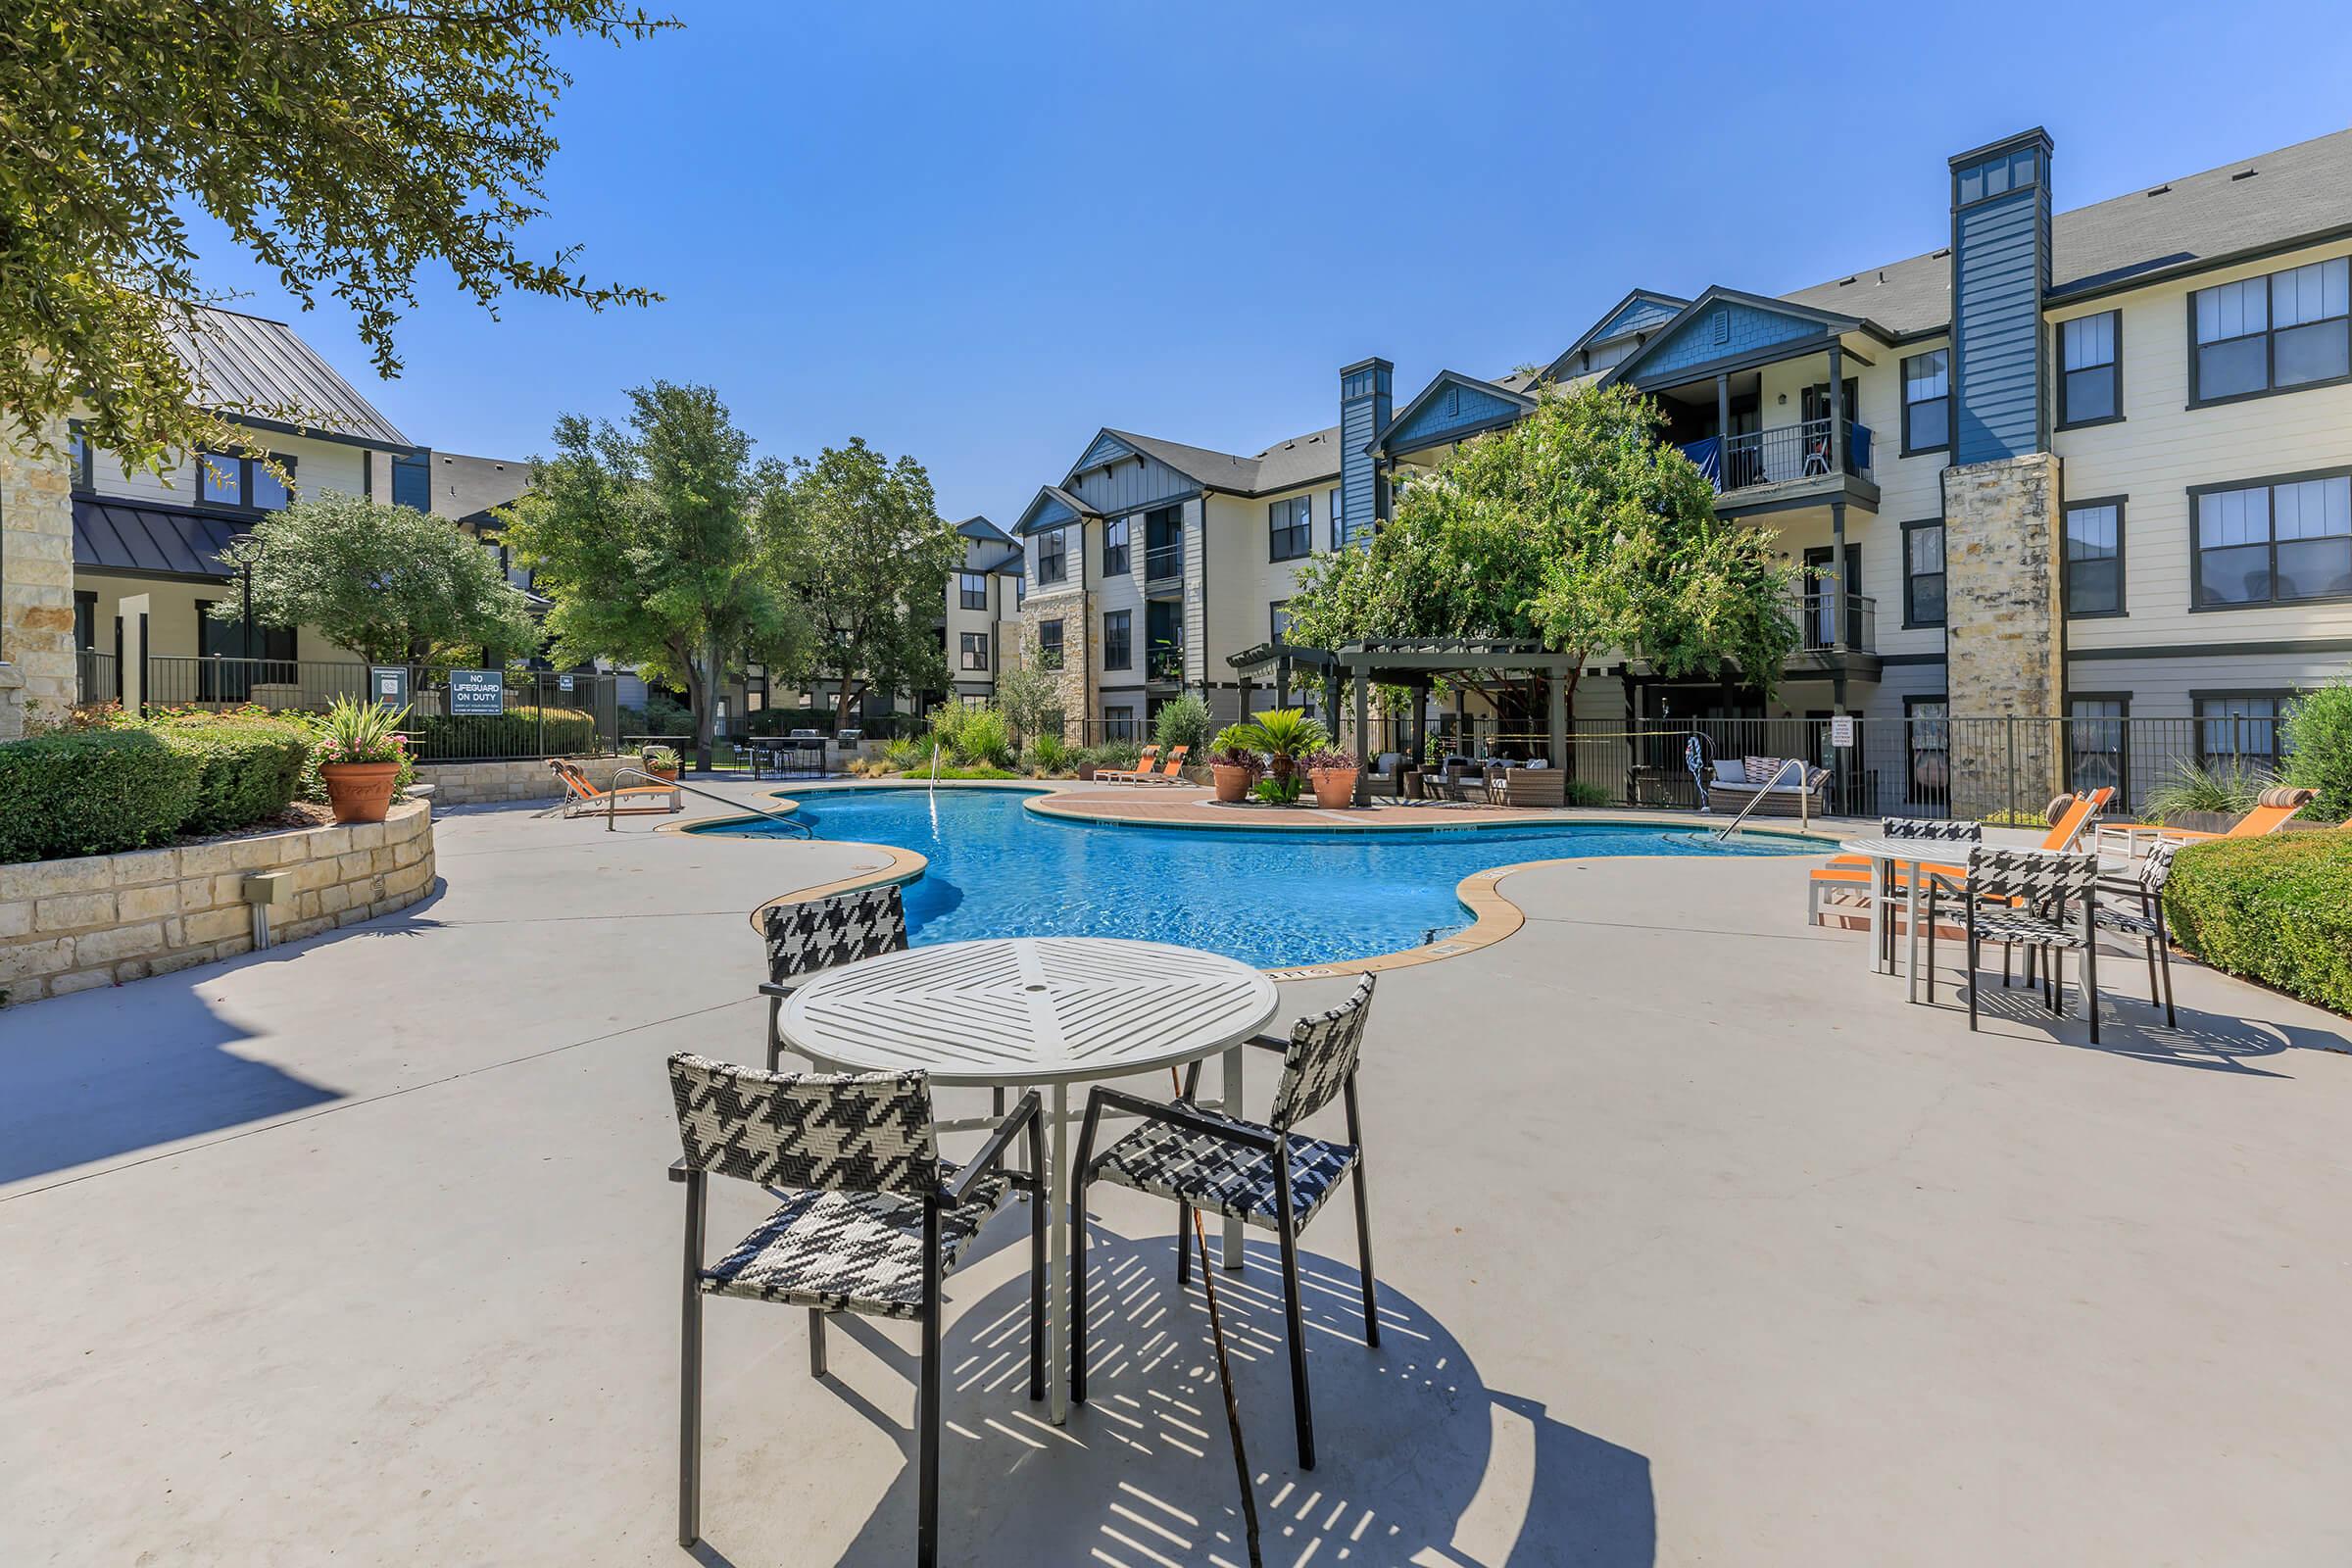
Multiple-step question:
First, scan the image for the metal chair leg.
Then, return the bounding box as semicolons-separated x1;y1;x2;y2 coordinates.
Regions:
1275;1161;1315;1471
1069;1171;1092;1405
2084;938;2100;1044
1344;1078;1379;1348
765;994;783;1074
2155;919;2177;1028
1028;1113;1047;1403
1966;932;1980;1032
1176;1200;1193;1285
808;1308;827;1377
918;1203;943;1568
678;1171;707;1548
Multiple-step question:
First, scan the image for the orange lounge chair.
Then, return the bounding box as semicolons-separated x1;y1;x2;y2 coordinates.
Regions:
1095;744;1160;784
548;759;682;817
2100;785;2315;850
1132;744;1191;784
1806;788;2112;927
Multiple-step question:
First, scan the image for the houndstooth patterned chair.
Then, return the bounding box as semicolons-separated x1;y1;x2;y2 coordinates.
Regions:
1927;848;2103;1041
759;884;908;1070
666;1052;1042;1567
1882;816;1982;842
2094;841;2181;1026
1069;973;1380;1471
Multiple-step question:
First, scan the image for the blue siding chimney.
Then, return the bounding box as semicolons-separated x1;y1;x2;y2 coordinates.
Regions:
1339;358;1392;546
1947;128;2053;465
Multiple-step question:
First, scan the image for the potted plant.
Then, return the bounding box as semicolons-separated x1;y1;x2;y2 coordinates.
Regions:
642;744;681;782
1234;708;1329;793
315;696;411;824
1307;745;1360;808
1207;725;1261;804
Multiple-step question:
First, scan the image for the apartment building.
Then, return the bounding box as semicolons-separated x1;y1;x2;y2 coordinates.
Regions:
943;516;1026;708
988;125;2352;786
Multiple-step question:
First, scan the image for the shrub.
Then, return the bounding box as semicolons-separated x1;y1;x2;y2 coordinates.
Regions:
2166;833;2352;1013
1028;731;1069;774
1153;695;1212;755
622;690;699;739
158;718;309;834
951;708;1014;768
2283;682;2352;823
1097;738;1143;770
405;705;599;760
1564;779;1612;808
883;735;928;772
0;730;203;863
2144;757;2270;823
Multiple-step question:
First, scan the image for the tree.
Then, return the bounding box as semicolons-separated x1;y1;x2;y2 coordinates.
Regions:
502;382;805;769
0;1;668;469
1285;380;1797;721
989;655;1062;749
774;438;960;729
214;492;541;665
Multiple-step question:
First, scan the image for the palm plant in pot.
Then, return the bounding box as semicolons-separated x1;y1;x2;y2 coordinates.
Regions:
1306;744;1360;808
1207;725;1261;804
316;696;412;824
641;744;681;782
1235;708;1329;794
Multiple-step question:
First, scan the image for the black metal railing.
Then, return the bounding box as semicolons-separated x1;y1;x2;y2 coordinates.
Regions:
74;650;121;705
1144;544;1184;582
1146;644;1184;681
1788;590;1876;653
1686;418;1874;494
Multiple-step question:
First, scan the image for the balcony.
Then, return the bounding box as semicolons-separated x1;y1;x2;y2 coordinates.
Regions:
1783;589;1879;678
1145;644;1184;683
1681;419;1877;511
1144;543;1184;585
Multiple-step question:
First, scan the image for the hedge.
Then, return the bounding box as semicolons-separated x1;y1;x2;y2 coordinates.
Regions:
0;730;204;863
162;720;310;834
405;705;599;760
2165;832;2352;1014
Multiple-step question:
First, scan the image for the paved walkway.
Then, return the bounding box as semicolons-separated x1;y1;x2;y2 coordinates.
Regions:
3;782;2348;1565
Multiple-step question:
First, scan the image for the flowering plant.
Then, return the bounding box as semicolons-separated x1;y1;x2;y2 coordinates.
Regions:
316;696;412;765
1305;746;1358;772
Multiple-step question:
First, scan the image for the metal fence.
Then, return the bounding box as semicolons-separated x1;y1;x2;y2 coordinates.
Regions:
112;656;622;761
1346;713;2278;822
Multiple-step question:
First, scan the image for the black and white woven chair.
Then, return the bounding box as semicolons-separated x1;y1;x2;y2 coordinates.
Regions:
1926;847;2103;1041
666;1053;1043;1567
1869;817;1981;963
759;884;908;1071
1069;973;1379;1471
2095;840;2180;1027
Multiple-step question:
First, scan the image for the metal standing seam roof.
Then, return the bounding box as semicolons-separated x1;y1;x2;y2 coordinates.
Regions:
73;499;242;579
162;305;413;449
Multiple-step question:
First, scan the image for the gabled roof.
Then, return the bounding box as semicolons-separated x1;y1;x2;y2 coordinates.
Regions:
1373;370;1537;457
164;305;414;449
1013;482;1102;536
1601;285;1880;387
955;514;1015;545
1247;424;1343;493
1092;427;1262;493
1056;422;1342;501
432;452;530;525
73;498;238;579
1535;288;1692;384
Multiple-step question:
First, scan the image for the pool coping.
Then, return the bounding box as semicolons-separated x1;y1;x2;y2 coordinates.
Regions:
678;779;1839;971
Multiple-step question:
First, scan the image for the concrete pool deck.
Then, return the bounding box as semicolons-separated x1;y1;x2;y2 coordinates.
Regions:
3;777;2348;1565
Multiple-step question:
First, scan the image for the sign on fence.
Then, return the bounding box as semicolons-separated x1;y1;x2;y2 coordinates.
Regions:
558;674;574;692
1829;715;1855;748
449;669;506;716
369;665;411;710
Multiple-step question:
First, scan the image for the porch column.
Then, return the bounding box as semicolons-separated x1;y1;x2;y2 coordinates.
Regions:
1351;670;1370;805
1547;664;1567;772
1830;499;1850;713
1715;372;1731;485
119;594;151;715
1827;342;1846;476
1275;655;1290;709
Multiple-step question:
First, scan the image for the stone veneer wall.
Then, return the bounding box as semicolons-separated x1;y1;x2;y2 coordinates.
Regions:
1017;589;1095;730
0;800;434;1004
418;754;639;806
0;420;79;740
1941;452;2064;818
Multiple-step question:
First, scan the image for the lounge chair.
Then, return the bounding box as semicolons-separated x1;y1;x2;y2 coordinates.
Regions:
1806;791;2111;928
1094;744;1159;784
2096;785;2315;853
548;759;682;817
1126;744;1192;785
665;1054;1043;1567
1707;755;1831;818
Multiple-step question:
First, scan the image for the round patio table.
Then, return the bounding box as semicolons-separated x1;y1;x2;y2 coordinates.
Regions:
779;936;1280;1424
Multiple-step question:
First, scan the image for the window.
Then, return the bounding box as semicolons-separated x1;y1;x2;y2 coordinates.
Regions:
1102;516;1129;577
1102;706;1137;741
2192;471;2352;607
1271;602;1293;643
2069;696;2130;805
2058;312;2121;426
958;632;988;673
1269;495;1311;561
1904;696;1949;806
67;420;93;491
2197;693;2289;773
957;572;988;612
1903;520;1945;627
2192;258;2350;403
1329;488;1347;550
1037;528;1067;586
198;451;245;508
1901;350;1950;454
74;590;97;651
1145;506;1183;579
1037;618;1063;669
1102;609;1131;670
250;460;292;512
1954;144;2038;205
2065;500;2126;616
390;451;430;512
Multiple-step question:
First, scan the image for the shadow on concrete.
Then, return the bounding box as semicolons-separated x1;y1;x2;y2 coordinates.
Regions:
707;1230;1656;1568
1942;966;2346;1076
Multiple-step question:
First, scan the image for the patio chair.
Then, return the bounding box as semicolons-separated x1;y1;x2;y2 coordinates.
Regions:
1131;743;1191;785
1806;792;2110;927
1925;848;2103;1042
758;884;908;1071
1094;744;1160;783
546;759;682;817
2120;785;2315;848
2094;839;2181;1027
1495;762;1566;808
666;1054;1044;1568
1070;973;1379;1471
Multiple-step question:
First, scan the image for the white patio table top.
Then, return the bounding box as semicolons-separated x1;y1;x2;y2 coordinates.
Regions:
780;936;1280;1422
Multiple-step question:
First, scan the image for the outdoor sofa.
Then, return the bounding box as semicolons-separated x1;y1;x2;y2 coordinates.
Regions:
1706;755;1831;817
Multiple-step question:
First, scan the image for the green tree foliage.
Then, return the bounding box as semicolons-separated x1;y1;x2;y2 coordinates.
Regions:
2282;679;2352;822
0;1;668;466
772;439;960;728
215;492;542;665
1285;381;1798;717
502;382;805;768
988;655;1063;749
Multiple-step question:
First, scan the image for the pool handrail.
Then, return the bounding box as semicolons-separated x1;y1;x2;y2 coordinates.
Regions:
1713;757;1808;839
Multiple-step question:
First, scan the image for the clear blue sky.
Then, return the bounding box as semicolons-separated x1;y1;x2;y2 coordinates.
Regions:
186;2;2351;523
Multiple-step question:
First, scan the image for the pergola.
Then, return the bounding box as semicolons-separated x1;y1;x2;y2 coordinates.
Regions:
1227;637;1577;804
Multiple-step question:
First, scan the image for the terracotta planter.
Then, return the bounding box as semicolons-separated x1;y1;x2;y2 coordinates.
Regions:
1309;767;1359;808
1211;762;1257;804
645;762;681;782
320;760;402;824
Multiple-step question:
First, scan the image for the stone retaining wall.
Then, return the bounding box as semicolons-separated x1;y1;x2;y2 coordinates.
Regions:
0;801;435;1004
418;755;637;806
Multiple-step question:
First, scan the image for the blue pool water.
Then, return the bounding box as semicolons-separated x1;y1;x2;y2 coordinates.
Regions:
701;786;1814;968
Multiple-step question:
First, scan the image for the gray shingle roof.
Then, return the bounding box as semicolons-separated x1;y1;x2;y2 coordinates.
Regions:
163;305;413;449
432;452;530;524
1785;125;2352;335
1101;428;1264;493
1247;425;1343;493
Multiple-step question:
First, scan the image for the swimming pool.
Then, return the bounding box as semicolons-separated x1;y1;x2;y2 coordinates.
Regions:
700;786;1815;969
